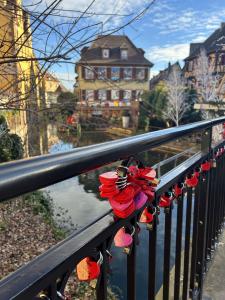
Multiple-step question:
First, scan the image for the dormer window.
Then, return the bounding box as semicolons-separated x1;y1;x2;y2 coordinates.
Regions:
121;49;128;60
102;49;109;58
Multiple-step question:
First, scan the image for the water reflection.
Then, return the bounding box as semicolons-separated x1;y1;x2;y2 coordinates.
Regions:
43;125;191;299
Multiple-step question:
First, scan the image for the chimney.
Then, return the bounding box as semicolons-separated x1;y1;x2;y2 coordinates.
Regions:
221;22;225;30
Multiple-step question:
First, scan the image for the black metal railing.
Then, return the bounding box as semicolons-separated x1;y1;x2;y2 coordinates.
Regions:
0;117;225;300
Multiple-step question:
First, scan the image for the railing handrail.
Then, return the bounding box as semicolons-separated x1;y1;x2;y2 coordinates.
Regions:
0;116;224;202
0;151;206;300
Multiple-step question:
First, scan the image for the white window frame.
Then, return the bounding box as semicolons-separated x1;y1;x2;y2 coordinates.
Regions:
111;67;120;81
102;49;110;58
124;90;132;100
98;66;107;80
124;67;132;80
111;90;120;100
98;89;107;101
86;90;94;101
136;68;145;80
121;49;128;60
85;67;94;80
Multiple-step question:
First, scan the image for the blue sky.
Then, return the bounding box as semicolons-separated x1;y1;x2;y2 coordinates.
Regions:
33;0;225;89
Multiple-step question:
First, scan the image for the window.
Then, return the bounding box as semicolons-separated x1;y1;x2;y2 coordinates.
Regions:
98;67;107;80
111;90;120;100
136;68;145;80
85;67;94;80
189;61;193;72
124;90;132;100
111;67;120;80
136;90;144;99
121;49;128;60
98;90;107;101
86;90;94;101
102;49;110;58
124;67;132;80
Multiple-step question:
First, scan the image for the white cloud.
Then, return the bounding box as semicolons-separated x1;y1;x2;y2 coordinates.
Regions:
147;43;189;64
25;0;151;27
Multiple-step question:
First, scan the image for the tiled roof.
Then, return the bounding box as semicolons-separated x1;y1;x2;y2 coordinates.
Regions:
77;35;153;67
185;23;225;60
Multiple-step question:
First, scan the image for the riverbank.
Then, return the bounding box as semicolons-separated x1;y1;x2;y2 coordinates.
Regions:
0;193;118;299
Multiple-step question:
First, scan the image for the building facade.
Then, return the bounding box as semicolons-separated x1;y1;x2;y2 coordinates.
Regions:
184;22;225;106
75;35;153;127
0;0;47;156
150;62;182;90
44;72;68;108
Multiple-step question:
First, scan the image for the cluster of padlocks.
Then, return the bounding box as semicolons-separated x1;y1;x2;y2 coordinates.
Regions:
75;145;225;287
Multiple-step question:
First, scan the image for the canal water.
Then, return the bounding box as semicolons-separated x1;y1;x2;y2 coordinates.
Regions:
43;127;188;299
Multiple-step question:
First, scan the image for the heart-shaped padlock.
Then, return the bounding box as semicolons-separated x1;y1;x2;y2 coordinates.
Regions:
76;252;103;281
134;191;148;210
114;226;135;255
185;174;198;187
159;191;173;208
201;161;211;172
173;182;184;198
139;206;156;230
99;171;118;185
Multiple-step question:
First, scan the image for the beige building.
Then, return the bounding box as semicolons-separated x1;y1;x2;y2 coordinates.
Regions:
44;72;68;108
75;35;153;127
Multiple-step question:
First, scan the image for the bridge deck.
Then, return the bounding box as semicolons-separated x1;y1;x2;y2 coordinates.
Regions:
203;228;225;300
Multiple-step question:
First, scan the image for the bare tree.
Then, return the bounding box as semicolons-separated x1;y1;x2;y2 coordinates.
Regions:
193;48;221;119
164;68;187;126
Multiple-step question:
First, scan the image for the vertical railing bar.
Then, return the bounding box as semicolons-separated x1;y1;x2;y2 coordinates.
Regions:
206;162;216;259
127;216;137;300
163;206;172;300
96;241;108;300
174;193;184;300
182;187;193;300
148;198;158;300
212;154;220;248
196;171;210;299
189;184;200;294
49;282;57;300
214;155;221;240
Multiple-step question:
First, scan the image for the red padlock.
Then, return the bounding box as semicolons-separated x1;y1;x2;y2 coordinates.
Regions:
138;167;156;181
99;171;118;185
77;253;103;281
201;161;211;172
111;185;135;204
185;174;198;187
142;185;155;201
173;183;184;198
159;191;173;208
194;167;201;178
139;207;154;223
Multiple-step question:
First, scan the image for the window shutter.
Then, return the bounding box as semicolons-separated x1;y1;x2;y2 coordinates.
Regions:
82;90;86;100
107;90;111;101
132;90;136;100
120;67;124;80
94;67;98;79
119;90;123;100
81;66;85;79
94;90;98;100
132;68;136;80
145;68;148;80
107;67;111;79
